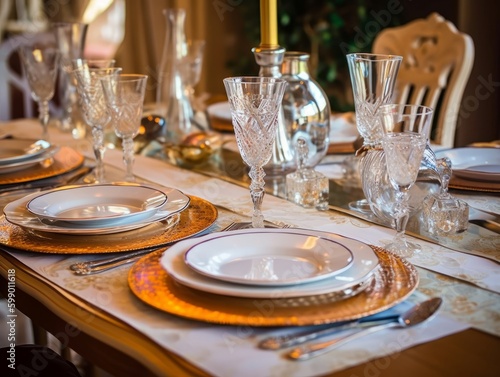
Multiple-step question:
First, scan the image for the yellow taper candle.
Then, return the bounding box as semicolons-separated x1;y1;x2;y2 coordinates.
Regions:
260;0;278;48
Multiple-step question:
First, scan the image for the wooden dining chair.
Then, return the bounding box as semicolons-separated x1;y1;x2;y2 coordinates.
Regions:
372;12;475;149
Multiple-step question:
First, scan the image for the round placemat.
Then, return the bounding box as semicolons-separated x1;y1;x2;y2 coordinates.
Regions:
0;146;84;185
128;246;418;327
0;196;217;254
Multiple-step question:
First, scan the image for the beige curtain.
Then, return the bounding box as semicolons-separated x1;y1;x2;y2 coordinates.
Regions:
42;0;252;104
115;0;244;104
116;0;214;102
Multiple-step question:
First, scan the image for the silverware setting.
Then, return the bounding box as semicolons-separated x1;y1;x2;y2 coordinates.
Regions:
69;246;164;275
260;297;442;360
258;313;401;350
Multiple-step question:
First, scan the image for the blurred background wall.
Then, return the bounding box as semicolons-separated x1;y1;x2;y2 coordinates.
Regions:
2;0;498;147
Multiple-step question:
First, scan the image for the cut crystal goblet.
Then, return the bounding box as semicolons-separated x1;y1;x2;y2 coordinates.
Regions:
19;45;60;142
223;76;287;228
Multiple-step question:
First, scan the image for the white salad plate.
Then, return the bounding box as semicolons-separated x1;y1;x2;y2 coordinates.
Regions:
0;144;59;174
161;228;380;298
184;231;354;286
435;148;500;182
0;139;51;165
26;184;167;227
4;186;190;235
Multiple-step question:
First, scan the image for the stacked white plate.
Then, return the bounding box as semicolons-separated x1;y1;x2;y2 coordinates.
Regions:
3;183;190;235
160;228;380;299
0;139;59;174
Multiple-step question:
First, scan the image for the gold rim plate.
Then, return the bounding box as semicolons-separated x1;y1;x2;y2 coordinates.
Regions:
0;196;217;254
128;246;419;327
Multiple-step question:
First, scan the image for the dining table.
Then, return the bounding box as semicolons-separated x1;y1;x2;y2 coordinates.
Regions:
0;117;499;377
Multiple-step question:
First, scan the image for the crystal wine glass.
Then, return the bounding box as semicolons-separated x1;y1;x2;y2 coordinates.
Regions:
346;53;402;213
100;74;148;182
72;66;122;183
379;104;434;257
19;45;60;142
223;76;287;228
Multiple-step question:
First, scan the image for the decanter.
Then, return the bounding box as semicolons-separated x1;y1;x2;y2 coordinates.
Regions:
281;52;331;168
422;157;469;235
156;8;195;145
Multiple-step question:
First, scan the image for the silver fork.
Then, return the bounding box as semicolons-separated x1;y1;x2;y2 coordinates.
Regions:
69;221;291;275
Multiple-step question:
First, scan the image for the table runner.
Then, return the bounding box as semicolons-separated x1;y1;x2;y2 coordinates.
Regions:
2;119;498;293
1;120;498;376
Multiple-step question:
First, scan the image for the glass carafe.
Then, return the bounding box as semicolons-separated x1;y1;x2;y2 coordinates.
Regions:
156;8;195;145
281;52;331;168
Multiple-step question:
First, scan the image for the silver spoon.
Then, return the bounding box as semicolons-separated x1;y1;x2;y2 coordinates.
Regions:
288;297;442;360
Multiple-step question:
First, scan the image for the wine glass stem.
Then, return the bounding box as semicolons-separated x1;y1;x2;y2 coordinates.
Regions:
393;189;410;245
122;137;135;182
38;100;50;141
91;126;106;183
249;165;266;228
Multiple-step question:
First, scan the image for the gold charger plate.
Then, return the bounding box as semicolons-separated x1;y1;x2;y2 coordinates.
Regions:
0;146;84;185
0;196;217;254
128;246;418;327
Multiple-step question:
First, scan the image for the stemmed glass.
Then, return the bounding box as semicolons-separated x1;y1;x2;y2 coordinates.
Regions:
72;66;122;183
346;53;402;212
181;40;205;111
19;45;60;142
378;104;434;257
100;74;148;182
223;77;287;228
53;22;88;134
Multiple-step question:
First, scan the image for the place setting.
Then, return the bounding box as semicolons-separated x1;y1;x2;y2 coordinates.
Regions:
128;227;419;327
0;181;218;254
127;74;416;327
0;138;85;186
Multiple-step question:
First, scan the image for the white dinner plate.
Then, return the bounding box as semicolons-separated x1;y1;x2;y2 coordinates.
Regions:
0;144;60;174
4;186;190;235
184;231;353;286
27;184;167;227
435;148;500;182
0;139;51;165
161;228;379;298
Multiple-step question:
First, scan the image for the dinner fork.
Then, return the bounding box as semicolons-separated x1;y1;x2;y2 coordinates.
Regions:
69;221;291;275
